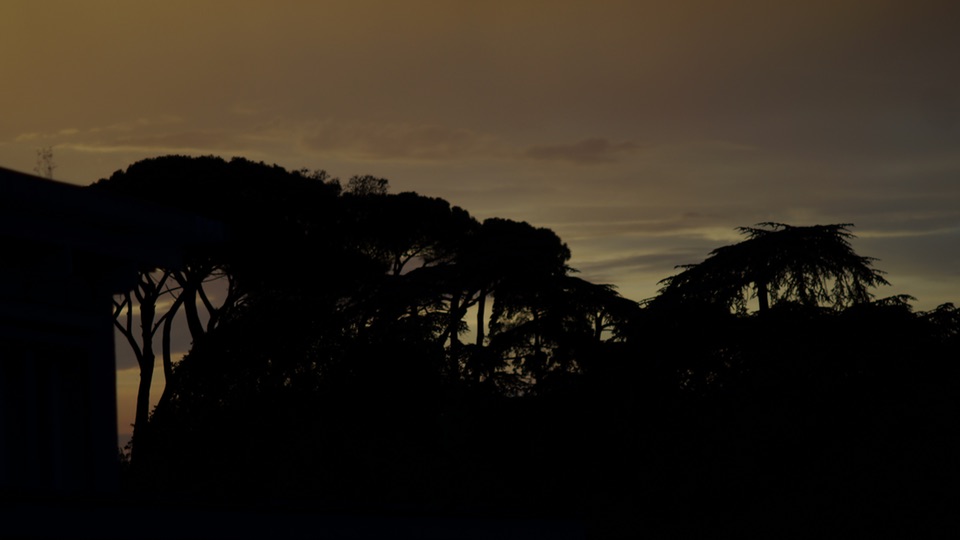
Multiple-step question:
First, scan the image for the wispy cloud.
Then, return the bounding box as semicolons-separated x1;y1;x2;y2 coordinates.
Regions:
578;251;703;275
524;138;642;164
43;116;293;160
62;130;249;155
302;122;499;161
13;116;188;142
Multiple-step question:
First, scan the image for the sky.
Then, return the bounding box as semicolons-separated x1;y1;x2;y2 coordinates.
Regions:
2;1;959;438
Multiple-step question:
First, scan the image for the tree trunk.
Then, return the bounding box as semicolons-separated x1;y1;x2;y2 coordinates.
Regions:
757;280;770;312
157;293;185;411
132;355;154;462
594;310;604;344
181;277;206;341
475;288;486;346
443;293;460;345
131;300;156;464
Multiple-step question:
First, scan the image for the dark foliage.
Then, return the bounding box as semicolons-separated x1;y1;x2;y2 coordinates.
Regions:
656;223;890;313
96;158;960;536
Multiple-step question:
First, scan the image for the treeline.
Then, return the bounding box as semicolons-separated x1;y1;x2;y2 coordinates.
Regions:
93;156;960;536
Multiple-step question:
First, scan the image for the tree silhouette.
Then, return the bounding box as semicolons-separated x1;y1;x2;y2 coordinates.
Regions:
656;223;889;314
345;174;389;196
91;155;342;461
344;191;476;276
111;270;180;462
83;153;960;536
33;146;55;179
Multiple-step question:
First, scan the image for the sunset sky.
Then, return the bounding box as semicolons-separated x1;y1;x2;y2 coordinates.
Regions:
2;2;958;437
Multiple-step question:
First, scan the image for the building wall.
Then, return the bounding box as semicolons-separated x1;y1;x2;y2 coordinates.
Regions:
0;241;118;494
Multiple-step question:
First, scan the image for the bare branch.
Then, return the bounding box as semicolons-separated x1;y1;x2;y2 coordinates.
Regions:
113;292;143;361
197;282;216;319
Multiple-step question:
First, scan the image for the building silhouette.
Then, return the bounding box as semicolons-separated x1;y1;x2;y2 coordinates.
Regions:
0;166;222;495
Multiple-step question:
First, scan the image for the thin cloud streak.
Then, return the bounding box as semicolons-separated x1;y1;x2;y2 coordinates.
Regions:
524;138;643;164
301;122;501;162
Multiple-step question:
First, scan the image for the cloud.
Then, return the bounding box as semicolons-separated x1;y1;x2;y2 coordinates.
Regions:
524;138;642;164
11;117;195;149
15;132;41;142
63;130;246;155
302;122;498;161
52;117;291;160
578;251;703;276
